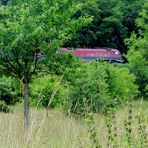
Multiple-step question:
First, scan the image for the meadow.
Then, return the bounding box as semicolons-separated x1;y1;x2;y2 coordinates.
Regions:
0;1;147;147
0;100;148;148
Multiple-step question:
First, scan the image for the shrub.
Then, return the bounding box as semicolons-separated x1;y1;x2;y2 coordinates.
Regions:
30;59;139;114
126;45;148;97
30;53;81;108
30;75;67;108
63;62;111;114
0;101;11;113
107;64;139;102
63;62;139;115
0;75;20;105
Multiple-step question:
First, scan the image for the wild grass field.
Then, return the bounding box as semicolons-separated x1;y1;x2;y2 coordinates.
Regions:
0;100;148;148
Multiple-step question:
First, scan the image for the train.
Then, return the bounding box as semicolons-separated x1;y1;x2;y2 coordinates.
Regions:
61;47;124;63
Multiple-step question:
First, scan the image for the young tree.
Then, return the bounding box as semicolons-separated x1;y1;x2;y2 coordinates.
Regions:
0;0;92;128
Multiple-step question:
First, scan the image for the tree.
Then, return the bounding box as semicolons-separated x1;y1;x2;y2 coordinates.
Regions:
64;0;127;53
0;0;9;5
64;0;145;54
0;0;92;128
126;0;148;97
121;0;144;36
64;0;101;48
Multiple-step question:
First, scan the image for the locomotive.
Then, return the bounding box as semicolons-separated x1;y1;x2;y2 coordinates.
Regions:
61;47;124;63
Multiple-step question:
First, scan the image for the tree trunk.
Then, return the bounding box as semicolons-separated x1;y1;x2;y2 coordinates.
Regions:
23;76;29;129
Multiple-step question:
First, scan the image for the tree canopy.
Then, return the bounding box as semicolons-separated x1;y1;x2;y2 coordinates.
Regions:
64;0;145;53
126;0;148;97
0;0;91;80
0;0;92;128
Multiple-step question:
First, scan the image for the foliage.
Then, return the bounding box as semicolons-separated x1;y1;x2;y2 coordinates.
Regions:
64;0;101;48
64;0;144;53
126;1;148;97
0;0;9;5
30;54;81;108
0;0;92;127
107;64;139;102
96;0;127;52
2;0;144;54
30;75;67;108
32;53;138;113
0;75;20;105
0;0;92;81
64;62;110;114
63;62;138;114
121;0;144;36
0;100;11;112
47;52;79;76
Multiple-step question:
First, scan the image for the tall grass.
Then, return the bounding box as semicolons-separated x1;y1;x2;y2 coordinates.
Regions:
0;101;148;148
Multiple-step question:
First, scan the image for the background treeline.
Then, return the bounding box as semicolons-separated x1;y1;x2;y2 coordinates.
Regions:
0;0;145;53
64;0;145;54
0;0;147;115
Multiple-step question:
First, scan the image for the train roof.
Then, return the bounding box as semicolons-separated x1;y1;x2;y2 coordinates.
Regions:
61;47;120;52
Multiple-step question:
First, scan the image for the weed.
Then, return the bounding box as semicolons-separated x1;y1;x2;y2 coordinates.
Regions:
86;113;100;148
124;104;133;147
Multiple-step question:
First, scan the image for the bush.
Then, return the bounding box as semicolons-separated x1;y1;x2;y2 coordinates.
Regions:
63;62;139;114
0;75;20;105
46;52;79;77
30;75;67;108
30;59;139;115
0;101;11;113
64;62;111;114
107;64;139;102
126;45;148;97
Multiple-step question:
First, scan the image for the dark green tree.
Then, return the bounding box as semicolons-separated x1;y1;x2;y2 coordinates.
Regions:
65;0;127;53
65;0;145;54
121;0;144;36
0;0;9;5
64;0;101;48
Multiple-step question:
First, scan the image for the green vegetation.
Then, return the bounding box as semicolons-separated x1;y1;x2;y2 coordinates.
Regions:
0;75;20;105
0;0;147;147
0;0;92;127
63;62;138;114
0;101;147;147
65;0;145;53
126;0;148;97
29;61;139;115
0;100;11;112
0;75;19;112
30;75;66;108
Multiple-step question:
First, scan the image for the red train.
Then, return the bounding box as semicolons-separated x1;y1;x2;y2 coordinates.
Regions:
61;47;124;63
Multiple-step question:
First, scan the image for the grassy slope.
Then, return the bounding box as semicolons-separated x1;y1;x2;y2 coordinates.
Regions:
0;100;148;148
